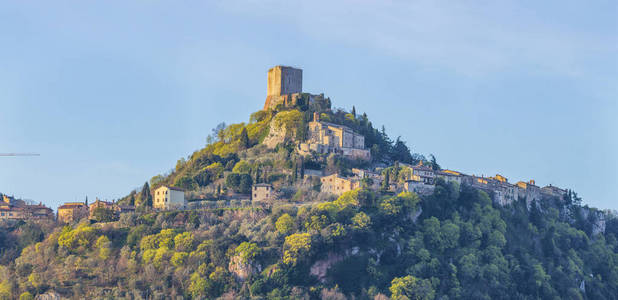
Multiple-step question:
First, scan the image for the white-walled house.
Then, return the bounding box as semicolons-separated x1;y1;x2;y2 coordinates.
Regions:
154;186;186;210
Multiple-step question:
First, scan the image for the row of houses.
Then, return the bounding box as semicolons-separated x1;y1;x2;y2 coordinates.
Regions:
0;193;54;221
56;185;190;220
318;162;567;206
57;161;567;217
401;162;566;206
57;198;135;223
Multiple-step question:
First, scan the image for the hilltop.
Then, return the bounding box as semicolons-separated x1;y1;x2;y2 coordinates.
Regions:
0;66;616;299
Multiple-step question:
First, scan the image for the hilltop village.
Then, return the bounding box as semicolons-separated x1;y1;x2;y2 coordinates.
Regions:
47;65;569;225
2;66;615;300
257;67;567;207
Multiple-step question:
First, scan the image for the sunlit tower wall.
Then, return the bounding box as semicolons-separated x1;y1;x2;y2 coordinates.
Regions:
267;66;302;97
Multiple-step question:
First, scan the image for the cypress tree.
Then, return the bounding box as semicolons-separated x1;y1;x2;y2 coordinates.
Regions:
140;182;152;207
382;171;390;191
128;191;136;206
300;157;305;179
239;127;250;149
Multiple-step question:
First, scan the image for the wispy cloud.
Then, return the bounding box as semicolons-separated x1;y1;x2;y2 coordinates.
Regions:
219;0;617;77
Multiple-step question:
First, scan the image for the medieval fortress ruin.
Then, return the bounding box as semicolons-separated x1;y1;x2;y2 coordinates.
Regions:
264;66;370;160
262;65;572;209
264;66;304;110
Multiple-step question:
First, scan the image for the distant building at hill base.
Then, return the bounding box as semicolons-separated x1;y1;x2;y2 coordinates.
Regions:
0;193;53;221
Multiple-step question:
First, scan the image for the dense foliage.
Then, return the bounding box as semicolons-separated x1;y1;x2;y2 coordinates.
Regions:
0;181;616;299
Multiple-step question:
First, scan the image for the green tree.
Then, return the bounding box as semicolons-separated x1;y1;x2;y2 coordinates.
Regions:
226;173;253;194
0;280;11;299
139;182;152;207
389;275;435;300
232;160;251;173
174;232;195;252
95;235;111;260
283;233;311;265
352;212;371;230
382;171;390;191
391;137;414;164
189;272;208;298
171;252;189;267
275;213;295;235
239;127;250;149
91;207;116;222
19;292;34;300
429;154;440;171
128;191;136;206
234;242;260;263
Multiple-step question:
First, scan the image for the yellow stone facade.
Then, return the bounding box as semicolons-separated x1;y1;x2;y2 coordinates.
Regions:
264;66;303;110
58;202;89;223
154;186;186;210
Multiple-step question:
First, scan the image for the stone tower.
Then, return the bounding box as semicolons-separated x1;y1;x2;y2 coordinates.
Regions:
264;66;302;110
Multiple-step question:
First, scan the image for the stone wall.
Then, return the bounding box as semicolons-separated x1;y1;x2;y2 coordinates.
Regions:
267;66;302;96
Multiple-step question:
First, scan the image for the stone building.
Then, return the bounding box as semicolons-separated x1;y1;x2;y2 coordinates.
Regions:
351;168;382;190
320;173;361;195
57;202;89;223
298;113;371;160
0;206;26;220
26;203;54;219
410;162;435;184
252;183;274;202
541;185;566;198
0;193;53;221
435;169;463;185
516;180;542;204
492;181;520;206
404;180;435;195
89;198;115;219
154;186;187;210
264;66;303;110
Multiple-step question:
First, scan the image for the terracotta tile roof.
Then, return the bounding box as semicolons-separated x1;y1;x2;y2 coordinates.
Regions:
157;186;185;192
58;204;86;210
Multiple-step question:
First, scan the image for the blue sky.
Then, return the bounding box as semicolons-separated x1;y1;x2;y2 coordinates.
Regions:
1;1;616;210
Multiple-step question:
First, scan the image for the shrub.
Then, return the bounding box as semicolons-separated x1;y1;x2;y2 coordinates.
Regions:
275;214;295;235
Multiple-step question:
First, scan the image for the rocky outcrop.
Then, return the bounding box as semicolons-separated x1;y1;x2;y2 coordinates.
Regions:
310;253;343;283
228;255;261;281
262;119;288;149
35;291;61;300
